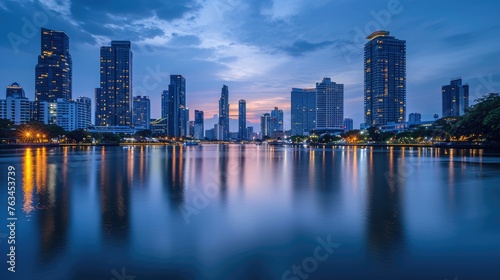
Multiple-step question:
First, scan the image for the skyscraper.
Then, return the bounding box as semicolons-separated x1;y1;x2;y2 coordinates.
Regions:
316;77;344;130
95;41;133;126
270;107;284;138
35;28;72;121
343;118;354;131
238;99;247;140
133;96;151;130
166;75;187;137
194;110;204;140
364;31;406;126
442;78;469;117
260;113;270;139
218;85;230;140
6;82;25;98
161;90;169;119
291;88;316;136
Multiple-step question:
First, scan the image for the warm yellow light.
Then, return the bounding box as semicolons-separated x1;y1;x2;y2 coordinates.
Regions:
26;132;30;137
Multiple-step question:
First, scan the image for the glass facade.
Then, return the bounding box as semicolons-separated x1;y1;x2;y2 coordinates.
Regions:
167;75;187;137
218;85;230;140
291;88;316;136
238;99;247;140
95;41;133;126
133;96;151;130
442;78;469;117
35;28;72;121
316;77;344;130
364;31;406;126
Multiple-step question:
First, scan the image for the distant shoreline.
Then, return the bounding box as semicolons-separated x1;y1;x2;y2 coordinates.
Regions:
1;142;498;150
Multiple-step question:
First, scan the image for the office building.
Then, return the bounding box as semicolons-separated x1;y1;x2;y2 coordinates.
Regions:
133;96;151;130
260;113;270;138
238;99;247;140
442;78;469;117
291;88;316;136
161;90;168;119
95;41;133;126
218;85;230;140
364;31;406;126
166;75;187;137
0;83;31;125
316;77;344;130
194;110;204;140
343;118;354;131
35;28;72;120
6;82;25;98
56;98;90;131
270;107;284;138
408;113;421;123
76;96;91;128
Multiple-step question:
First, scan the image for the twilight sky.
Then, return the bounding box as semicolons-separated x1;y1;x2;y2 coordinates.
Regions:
1;0;500;129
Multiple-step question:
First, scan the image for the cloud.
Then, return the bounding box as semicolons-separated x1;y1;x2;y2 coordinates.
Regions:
278;39;335;57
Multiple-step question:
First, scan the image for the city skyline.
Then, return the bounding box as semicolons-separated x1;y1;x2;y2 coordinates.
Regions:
1;1;500;127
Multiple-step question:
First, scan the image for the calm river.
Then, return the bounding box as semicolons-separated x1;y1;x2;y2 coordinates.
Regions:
0;145;499;279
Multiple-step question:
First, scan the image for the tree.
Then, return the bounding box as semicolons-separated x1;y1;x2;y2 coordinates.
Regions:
0;118;14;139
450;93;500;142
66;129;89;143
341;130;362;143
366;126;380;142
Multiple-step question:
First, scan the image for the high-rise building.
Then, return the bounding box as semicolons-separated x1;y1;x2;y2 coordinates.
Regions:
270;107;284;138
35;28;72;121
247;126;254;140
291;88;316;136
133;96;151;130
408;113;421;123
442;78;469;117
180;107;189;137
194;110;204;140
364;31;406;126
38;101;57;125
76;96;92;128
316;77;344;130
0;83;31;125
343;118;354;131
56;98;90;131
218;85;230;140
260;113;270;139
166;75;187;137
161;90;169;119
238;99;247;140
6;82;25;98
95;41;133;126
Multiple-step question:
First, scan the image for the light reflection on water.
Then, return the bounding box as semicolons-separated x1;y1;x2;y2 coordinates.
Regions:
0;145;499;279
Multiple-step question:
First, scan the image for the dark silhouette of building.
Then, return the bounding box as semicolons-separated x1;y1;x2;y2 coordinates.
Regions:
442;78;469;117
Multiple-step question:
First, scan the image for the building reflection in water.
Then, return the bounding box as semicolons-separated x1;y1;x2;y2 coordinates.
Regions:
99;147;130;240
365;147;405;262
21;148;70;261
165;146;186;207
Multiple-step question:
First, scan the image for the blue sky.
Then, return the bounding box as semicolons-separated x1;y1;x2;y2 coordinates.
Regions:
1;0;500;129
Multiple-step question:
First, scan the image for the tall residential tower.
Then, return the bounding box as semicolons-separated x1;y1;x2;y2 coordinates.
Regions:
35;28;72;121
218;85;230;140
364;31;406;126
95;41;133;126
238;99;247;140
